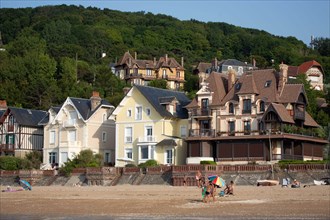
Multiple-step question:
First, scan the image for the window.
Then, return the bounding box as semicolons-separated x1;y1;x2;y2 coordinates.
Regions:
145;126;153;141
165;149;173;164
235;83;241;90
105;152;111;163
176;71;180;78
102;132;107;142
68;130;76;142
260;101;265;112
125;127;132;143
228;121;235;136
229;103;234;114
243;99;251;114
244;121;251;135
180;126;187;137
6;134;15;144
135;106;142;120
49;152;57;164
50;131;56;144
125;148;132;159
127;109;132;117
103;113;107;122
146;108;151;116
147;69;152;76
162;69;167;78
9;115;14;126
141;145;149;160
264;80;272;88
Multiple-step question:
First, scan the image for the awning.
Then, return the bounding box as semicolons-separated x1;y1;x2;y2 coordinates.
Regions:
156;139;177;146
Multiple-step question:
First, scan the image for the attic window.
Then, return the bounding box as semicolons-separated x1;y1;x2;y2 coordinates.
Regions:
27;110;32;114
264;80;272;88
235;83;241;90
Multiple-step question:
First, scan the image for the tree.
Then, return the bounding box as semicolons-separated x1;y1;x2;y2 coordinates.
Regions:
149;79;167;89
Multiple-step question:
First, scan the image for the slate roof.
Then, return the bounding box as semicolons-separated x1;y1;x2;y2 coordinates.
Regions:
0;110;4;117
218;59;251;67
135;85;190;119
5;107;47;127
38;106;61;125
69;97;113;121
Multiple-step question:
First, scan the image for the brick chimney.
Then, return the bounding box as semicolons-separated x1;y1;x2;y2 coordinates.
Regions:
90;91;101;111
0;100;7;110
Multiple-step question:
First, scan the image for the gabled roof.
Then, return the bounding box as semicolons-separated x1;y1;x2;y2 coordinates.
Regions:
280;84;306;104
135;85;190;119
69;97;113;121
195;62;211;73
268;103;295;124
288;66;299;77
116;51;135;67
298;60;323;74
38;106;61;125
156;56;184;70
218;59;251;67
1;107;47;127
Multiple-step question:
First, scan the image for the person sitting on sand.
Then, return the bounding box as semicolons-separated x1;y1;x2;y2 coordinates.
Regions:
291;179;300;188
224;180;234;195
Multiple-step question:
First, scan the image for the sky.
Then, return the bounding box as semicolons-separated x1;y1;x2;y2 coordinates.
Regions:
0;0;329;46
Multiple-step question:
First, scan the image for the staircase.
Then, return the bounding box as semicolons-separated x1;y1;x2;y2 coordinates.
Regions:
132;173;145;185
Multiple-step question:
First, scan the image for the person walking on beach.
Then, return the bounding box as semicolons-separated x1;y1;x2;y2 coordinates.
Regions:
195;170;202;188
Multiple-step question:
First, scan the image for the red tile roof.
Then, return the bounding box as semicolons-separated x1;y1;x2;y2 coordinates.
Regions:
298;60;322;74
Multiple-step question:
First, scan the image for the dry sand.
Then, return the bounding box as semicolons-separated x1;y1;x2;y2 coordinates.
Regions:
0;184;329;219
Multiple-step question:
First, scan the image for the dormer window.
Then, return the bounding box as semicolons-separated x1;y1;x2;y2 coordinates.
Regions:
264;80;272;87
201;99;209;109
235;83;241;90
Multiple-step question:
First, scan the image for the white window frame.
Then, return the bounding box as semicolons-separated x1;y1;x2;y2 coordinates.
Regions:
125;148;133;159
139;145;154;161
164;147;173;165
180;125;187;137
68;130;76;142
102;132;107;142
50;130;56;144
135;106;142;120
49;152;57;164
125;127;133;143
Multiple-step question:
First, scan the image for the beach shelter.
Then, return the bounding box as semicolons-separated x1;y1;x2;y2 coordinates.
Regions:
19;180;32;190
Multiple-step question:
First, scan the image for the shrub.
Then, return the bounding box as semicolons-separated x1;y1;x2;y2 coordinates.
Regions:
138;159;158;168
59;149;103;176
0;156;21;170
200;160;216;165
125;163;136;167
24;151;42;169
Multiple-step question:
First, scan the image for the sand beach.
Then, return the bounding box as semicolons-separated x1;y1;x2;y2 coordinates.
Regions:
1;184;329;219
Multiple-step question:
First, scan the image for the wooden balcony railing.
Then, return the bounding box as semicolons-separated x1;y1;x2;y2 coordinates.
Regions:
189;129;215;137
190;108;211;117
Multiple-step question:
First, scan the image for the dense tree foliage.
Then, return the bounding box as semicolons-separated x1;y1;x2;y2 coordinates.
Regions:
0;5;328;114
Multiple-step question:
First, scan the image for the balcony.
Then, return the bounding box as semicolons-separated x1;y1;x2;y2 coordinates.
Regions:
138;136;157;142
190;108;211;117
294;108;305;121
125;73;143;79
63;119;77;128
189;129;215;137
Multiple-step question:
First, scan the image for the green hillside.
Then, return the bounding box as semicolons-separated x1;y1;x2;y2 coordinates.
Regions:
0;5;329;110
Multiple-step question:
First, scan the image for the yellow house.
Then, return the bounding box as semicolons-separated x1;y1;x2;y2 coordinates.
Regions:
110;85;190;167
41;92;115;167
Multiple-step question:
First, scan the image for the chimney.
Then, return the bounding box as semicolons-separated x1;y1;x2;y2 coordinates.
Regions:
253;58;256;67
134;52;137;60
0;100;7;110
165;54;168;62
123;87;131;95
278;63;288;95
214;57;218;67
153;57;156;65
90;91;101;111
228;69;236;92
181;57;184;68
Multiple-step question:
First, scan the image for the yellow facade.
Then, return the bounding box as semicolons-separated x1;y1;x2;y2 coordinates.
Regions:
113;87;188;167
